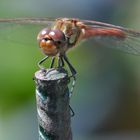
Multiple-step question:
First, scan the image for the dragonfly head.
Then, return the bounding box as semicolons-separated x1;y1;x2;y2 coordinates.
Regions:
37;28;66;56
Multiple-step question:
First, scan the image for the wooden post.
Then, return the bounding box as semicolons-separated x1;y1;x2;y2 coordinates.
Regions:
34;68;72;140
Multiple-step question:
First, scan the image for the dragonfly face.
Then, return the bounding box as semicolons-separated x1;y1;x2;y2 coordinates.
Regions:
37;28;66;56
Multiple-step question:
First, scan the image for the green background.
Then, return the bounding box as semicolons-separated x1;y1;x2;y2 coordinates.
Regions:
0;0;140;139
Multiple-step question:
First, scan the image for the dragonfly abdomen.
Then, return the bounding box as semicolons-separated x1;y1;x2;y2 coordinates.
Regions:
82;28;126;40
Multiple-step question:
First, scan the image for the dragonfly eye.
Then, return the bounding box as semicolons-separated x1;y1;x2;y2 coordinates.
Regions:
37;28;51;42
48;29;66;43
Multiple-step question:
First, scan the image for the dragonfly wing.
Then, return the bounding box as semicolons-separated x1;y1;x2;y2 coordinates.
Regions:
0;18;54;46
81;20;140;55
0;18;55;25
91;29;140;55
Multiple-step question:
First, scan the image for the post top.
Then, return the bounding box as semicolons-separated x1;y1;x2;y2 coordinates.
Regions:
35;68;68;81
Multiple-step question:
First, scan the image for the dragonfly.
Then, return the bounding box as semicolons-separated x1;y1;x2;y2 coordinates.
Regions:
0;17;140;96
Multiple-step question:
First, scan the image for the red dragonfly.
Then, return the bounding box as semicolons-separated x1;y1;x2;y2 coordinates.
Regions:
0;17;140;95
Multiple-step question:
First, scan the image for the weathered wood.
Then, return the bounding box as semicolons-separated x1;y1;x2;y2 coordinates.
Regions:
34;68;72;140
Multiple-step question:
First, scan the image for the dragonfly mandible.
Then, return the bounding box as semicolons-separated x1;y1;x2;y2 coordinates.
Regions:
0;17;140;95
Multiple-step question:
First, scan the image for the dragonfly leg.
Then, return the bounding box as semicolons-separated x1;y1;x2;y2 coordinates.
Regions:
60;56;65;67
63;54;77;96
58;55;65;67
50;57;55;68
69;105;75;117
38;56;49;70
63;54;77;76
58;54;76;117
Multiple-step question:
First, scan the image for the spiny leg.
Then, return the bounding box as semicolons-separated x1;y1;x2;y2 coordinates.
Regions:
58;55;65;67
69;105;75;117
60;56;65;67
63;54;77;117
63;54;77;76
38;56;49;70
69;76;76;97
50;57;55;68
58;56;61;68
63;54;77;96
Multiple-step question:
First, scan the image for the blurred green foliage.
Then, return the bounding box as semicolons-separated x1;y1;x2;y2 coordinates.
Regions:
0;0;140;140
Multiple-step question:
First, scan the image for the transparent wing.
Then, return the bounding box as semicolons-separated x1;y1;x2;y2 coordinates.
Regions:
0;17;55;25
81;19;140;55
0;18;55;46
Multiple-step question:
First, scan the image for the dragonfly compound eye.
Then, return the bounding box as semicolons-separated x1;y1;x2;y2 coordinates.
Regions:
48;29;66;43
37;28;51;42
37;28;59;56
